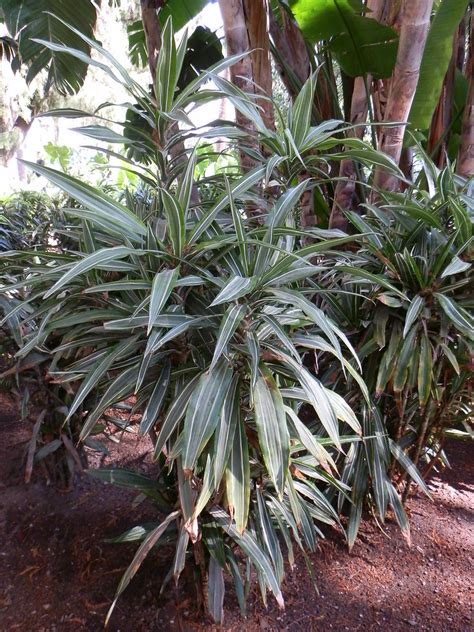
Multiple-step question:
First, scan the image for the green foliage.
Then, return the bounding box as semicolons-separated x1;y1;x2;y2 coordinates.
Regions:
290;0;398;77
410;0;469;130
0;191;63;251
158;0;209;31
1;0;98;94
324;160;473;542
1;15;471;626
0;20;373;621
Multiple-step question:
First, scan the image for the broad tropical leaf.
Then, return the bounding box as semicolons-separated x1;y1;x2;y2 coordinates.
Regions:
2;1;97;94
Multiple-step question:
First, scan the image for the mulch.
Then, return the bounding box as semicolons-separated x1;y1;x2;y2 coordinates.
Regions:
1;394;472;631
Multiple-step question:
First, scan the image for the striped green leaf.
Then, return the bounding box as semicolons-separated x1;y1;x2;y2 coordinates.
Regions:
208;556;225;624
389;440;432;498
44;247;135;298
440;256;471;278
226;415;250;534
211;304;247;369
178;148;197;212
153;373;201;460
190;166;266;243
435;293;474;339
403;295;424;338
284;405;337;471
225;176;250;276
291;73;316;146
210;506;284;609
393;327;417;393
66;338;135;422
182;360;233;473
105;510;179;625
80;364;139;441
253;366;290;496
417;333;432;408
148;267;180;334
210;275;257;307
155;17;177;111
256;487;284;583
337;266;409;301
21;161;146;239
213;375;240;487
161;190;185;257
386;481;410;544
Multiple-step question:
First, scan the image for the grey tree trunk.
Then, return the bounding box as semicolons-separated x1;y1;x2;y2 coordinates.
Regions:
374;0;434;192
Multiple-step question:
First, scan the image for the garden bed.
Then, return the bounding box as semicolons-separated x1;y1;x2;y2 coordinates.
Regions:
1;395;472;631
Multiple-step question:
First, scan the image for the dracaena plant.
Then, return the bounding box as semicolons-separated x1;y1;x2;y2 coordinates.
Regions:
0;18;383;623
318;157;473;545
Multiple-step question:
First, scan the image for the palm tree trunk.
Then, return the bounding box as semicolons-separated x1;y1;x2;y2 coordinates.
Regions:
457;16;474;177
374;0;434;192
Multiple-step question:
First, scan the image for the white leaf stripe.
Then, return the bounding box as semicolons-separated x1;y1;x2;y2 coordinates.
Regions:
80;364;140;441
21;160;146;238
210;275;256;306
182;361;233;472
66;338;135;422
153;316;212;349
226;416;250;533
208;555;225;624
267;346;341;448
211;304;247;369
403;295;424;338
284;406;337;471
44;247;135;298
268;288;343;362
106;510;180;625
226;176;250;276
147;267;180;334
178;149;197;212
323;388;361;435
253;369;290;496
190;166;266;243
161;190;185;257
213;375;240;487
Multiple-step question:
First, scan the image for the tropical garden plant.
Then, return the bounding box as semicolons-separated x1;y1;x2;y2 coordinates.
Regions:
0;17;430;621
0;1;472;626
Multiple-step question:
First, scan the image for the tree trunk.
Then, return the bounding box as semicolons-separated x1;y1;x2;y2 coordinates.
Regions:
268;5;310;101
457;16;474;177
140;0;163;82
243;0;274;131
374;0;434;192
218;0;258;171
329;0;385;229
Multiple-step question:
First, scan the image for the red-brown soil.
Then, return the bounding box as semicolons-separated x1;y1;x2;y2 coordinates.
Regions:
1;395;472;631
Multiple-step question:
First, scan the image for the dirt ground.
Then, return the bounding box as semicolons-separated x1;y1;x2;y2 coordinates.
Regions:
1;395;472;632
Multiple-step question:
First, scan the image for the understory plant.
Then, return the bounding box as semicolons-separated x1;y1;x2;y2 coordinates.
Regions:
0;17;466;623
319;158;473;543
